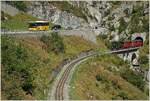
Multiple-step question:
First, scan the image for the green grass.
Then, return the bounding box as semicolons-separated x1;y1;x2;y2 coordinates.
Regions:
63;36;97;57
1;34;98;100
1;12;53;30
1;35;52;100
69;54;148;100
96;35;108;52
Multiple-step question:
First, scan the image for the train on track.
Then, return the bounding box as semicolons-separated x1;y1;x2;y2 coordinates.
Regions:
110;39;143;50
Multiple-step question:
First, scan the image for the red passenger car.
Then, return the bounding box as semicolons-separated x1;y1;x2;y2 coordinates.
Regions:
122;40;143;49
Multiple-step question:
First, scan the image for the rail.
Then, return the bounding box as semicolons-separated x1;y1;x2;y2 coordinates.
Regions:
51;47;140;100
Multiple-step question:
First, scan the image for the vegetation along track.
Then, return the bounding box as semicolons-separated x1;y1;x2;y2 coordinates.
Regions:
53;47;140;100
54;51;97;100
55;58;82;100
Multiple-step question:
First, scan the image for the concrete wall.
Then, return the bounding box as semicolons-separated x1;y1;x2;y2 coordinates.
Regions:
59;30;97;43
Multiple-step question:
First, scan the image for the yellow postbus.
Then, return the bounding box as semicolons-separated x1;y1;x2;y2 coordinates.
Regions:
28;21;49;31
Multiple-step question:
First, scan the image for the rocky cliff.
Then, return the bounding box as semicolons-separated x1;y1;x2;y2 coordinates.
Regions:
27;1;87;29
69;1;149;40
26;1;149;41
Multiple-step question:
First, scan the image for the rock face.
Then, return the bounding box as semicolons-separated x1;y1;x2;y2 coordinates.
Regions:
27;2;87;29
1;2;19;16
25;1;149;40
69;1;149;40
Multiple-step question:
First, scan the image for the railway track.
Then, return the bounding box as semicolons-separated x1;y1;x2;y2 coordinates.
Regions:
54;52;97;100
52;47;140;100
2;30;140;100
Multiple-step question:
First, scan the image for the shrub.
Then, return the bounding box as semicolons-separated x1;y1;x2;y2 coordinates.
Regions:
107;41;122;50
6;1;27;11
129;4;149;34
142;16;149;32
96;74;102;81
111;1;121;5
22;77;34;93
118;17;127;33
139;56;149;65
120;68;145;91
51;32;64;53
108;16;113;21
98;34;107;40
118;91;128;100
1;36;34;99
108;23;115;31
40;32;65;54
40;35;52;52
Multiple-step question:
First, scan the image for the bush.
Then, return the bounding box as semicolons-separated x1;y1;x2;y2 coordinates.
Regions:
51;32;64;53
40;35;52;52
142;16;149;32
112;91;128;100
107;41;122;50
118;17;127;33
120;68;145;91
6;1;27;11
118;91;128;99
22;77;34;93
129;4;149;34
40;32;65;54
1;36;34;99
108;23;115;31
111;1;121;5
139;56;149;65
96;74;102;81
98;34;107;40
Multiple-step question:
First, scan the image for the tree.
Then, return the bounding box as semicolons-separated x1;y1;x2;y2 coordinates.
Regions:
96;74;102;81
50;32;64;54
40;32;65;54
118;17;127;33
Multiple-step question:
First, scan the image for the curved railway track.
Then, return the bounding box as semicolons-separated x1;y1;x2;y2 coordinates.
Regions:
54;52;97;100
55;58;82;100
2;30;140;100
52;47;140;100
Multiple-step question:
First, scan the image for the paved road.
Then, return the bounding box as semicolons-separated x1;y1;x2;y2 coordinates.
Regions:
49;47;140;100
1;29;103;43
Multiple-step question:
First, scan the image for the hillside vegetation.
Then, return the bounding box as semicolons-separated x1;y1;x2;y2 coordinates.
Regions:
1;12;53;30
1;33;97;100
70;54;148;100
139;34;149;70
1;12;38;30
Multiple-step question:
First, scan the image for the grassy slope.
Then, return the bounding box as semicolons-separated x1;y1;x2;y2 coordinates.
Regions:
1;35;97;100
1;12;53;30
70;54;148;100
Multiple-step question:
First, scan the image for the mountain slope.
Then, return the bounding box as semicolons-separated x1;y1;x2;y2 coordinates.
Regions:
70;54;148;100
1;34;98;100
